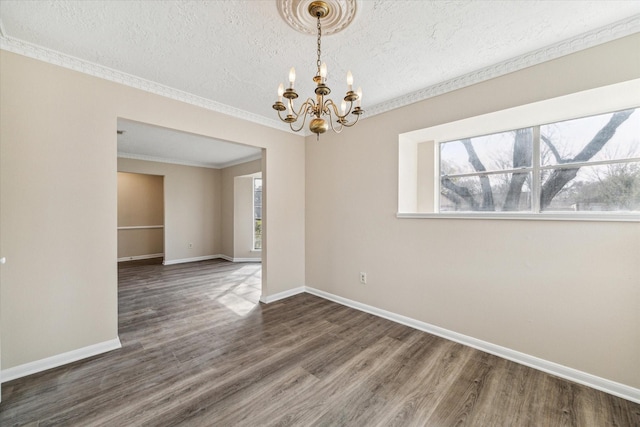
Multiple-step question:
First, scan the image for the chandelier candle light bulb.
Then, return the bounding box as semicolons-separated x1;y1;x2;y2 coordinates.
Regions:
278;83;284;102
271;0;364;138
289;67;296;88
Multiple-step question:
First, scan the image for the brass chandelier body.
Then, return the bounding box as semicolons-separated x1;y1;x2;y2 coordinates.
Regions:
272;1;363;137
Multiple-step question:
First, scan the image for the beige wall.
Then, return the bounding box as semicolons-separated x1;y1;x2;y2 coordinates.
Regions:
117;172;164;226
118;159;222;263
117;229;164;259
305;33;640;389
221;159;262;259
0;51;305;369
117;172;164;259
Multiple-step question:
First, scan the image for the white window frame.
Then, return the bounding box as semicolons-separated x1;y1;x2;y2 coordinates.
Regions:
438;117;640;214
397;79;640;222
253;177;262;251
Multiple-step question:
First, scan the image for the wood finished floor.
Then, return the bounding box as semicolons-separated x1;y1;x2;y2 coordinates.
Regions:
1;259;638;426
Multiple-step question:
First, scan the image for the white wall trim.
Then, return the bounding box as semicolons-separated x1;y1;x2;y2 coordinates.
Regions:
117;253;164;262
304;287;640;404
1;15;638;132
117;225;164;230
162;255;222;265
397;212;640;222
231;257;261;263
260;287;305;304
0;35;292;134
365;14;640;118
1;338;122;384
217;153;263;169
117;151;262;170
163;254;261;265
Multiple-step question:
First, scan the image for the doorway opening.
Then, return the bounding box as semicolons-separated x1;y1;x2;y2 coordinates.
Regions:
116;118;265;334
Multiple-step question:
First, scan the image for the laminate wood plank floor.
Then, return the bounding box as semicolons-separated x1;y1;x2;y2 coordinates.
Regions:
1;259;638;426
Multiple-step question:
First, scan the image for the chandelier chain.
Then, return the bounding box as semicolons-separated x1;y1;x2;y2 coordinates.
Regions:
316;16;322;76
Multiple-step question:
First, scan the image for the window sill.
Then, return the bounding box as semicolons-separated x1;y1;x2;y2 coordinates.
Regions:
397;212;640;222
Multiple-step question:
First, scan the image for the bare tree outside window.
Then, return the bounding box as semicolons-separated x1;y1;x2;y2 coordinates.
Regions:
439;108;639;213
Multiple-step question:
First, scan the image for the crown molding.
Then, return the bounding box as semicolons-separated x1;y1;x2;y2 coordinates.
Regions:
0;33;293;134
217;152;263;169
117;151;262;170
1;15;638;131
364;14;640;119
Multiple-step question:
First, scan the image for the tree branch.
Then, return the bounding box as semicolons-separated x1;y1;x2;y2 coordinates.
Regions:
540;109;634;209
504;129;533;211
461;139;494;210
572;110;634;163
441;176;479;210
541;134;565;164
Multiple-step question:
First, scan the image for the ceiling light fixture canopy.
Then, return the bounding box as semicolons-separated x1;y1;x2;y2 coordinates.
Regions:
272;1;363;138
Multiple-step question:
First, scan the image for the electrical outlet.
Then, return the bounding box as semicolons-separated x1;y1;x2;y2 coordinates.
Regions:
188;243;193;248
359;272;367;284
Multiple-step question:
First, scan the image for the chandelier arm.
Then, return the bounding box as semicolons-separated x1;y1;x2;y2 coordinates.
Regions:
341;112;362;128
294;98;317;117
323;98;354;120
287;98;300;120
327;112;345;134
289;113;308;133
276;109;294;123
323;105;346;134
288;99;317;132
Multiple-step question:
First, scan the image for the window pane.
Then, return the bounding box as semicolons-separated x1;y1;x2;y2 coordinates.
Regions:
253;178;262;250
440;172;532;212
440;128;533;175
540;162;640;212
540;108;640;166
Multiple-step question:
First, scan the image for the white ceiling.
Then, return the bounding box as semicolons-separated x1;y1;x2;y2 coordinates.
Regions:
117;119;262;169
1;1;639;167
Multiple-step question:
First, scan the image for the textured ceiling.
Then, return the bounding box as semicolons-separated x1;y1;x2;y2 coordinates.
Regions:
117;119;262;169
1;1;639;166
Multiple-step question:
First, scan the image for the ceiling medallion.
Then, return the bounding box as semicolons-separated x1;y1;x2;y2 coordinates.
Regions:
277;0;357;35
272;0;363;138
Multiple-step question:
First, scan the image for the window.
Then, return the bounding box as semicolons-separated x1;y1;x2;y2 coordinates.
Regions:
439;108;639;214
253;178;262;250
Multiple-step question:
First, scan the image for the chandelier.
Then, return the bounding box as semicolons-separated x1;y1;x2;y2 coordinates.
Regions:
272;1;363;137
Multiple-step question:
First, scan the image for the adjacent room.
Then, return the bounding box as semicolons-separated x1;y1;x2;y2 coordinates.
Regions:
0;1;638;425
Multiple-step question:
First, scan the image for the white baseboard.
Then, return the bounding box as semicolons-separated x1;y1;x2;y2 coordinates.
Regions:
260;286;305;304
1;337;122;384
117;253;163;262
218;254;261;263
163;255;222;265
304;287;640;404
163;254;261;265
